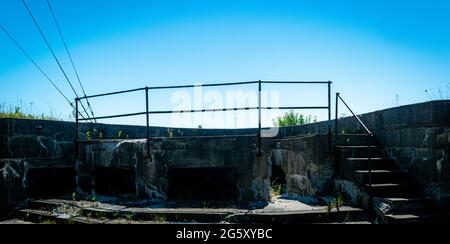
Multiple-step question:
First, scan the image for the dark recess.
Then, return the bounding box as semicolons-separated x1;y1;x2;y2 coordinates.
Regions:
271;164;287;194
26;167;76;198
94;167;135;195
167;167;239;201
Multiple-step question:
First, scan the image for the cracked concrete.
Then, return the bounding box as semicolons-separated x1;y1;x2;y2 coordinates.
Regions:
1;100;449;217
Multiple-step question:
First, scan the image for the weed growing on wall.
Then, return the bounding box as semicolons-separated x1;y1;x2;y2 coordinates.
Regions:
273;110;317;127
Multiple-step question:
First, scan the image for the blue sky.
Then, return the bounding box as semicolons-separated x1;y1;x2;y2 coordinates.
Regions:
1;0;449;127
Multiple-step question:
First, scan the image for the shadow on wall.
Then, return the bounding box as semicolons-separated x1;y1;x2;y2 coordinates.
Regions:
167;167;239;201
270;134;336;197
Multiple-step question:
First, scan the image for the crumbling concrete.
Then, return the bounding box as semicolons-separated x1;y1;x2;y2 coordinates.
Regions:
277;100;450;208
79;136;271;203
1;100;449;218
270;134;335;196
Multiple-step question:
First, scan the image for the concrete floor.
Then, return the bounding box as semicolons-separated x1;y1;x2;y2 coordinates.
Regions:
0;194;368;224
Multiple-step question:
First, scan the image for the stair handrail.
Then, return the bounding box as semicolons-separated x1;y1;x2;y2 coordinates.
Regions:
336;93;372;135
335;93;374;216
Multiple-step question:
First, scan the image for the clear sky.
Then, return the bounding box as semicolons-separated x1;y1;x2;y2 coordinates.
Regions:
1;0;449;128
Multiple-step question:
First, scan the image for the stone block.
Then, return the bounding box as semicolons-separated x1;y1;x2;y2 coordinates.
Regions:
431;101;450;126
0;159;27;216
380;127;445;148
0;119;8;136
0;136;8;158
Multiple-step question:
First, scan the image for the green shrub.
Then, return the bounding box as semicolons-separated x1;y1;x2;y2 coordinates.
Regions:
273;110;316;127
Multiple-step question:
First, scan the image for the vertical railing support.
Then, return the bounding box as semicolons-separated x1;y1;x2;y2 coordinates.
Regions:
328;81;332;153
75;98;79;160
335;93;340;147
258;80;262;156
145;87;150;158
367;133;373;215
335;93;340;173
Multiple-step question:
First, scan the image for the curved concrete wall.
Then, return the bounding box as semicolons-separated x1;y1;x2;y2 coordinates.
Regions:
1;100;449;215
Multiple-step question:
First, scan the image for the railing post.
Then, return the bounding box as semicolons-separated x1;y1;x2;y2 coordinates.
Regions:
145;87;150;158
335;93;340;147
328;81;332;153
75;98;79;160
367;133;373;215
258;80;262;156
335;93;340;174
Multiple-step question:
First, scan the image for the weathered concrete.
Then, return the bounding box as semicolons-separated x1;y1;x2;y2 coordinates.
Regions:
362;101;449;208
270;134;335;196
0;118;262;216
0;118;258;159
1;100;449;218
0;119;75;159
279;100;450;208
0;159;27;218
3;197;368;224
79;136;272;203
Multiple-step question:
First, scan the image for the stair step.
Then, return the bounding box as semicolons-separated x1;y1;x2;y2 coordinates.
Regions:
354;170;411;185
337;133;373;136
326;221;372;225
366;183;418;198
337;146;377;148
342;158;394;171
384;213;450;224
18;208;113;224
119;207;237;223
18;209;64;224
0;219;34;224
373;197;432;215
337;134;378;146
30;199;65;210
227;206;367;224
383;198;430;206
337;146;385;158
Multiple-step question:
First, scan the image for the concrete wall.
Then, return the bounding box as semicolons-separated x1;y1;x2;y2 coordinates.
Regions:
270;134;335;196
1;100;449;216
368;101;450;206
1;119;257;217
276;100;450;206
0;118;259;159
338;101;449;206
0;119;75;159
79;136;272;203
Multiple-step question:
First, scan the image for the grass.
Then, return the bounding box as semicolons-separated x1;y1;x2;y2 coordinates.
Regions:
39;220;57;224
0;101;61;121
326;194;345;212
270;184;282;198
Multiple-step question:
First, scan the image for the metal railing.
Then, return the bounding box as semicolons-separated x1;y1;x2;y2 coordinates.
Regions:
335;93;374;205
75;80;333;158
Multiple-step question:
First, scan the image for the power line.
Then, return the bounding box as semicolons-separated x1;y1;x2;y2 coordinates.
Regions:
46;0;97;122
21;0;93;122
0;24;89;121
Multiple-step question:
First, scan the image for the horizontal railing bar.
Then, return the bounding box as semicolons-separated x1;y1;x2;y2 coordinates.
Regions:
148;81;259;90
149;106;329;114
337;94;372;134
78;112;147;121
262;81;331;84
78;106;330;121
79;81;332;100
80;88;146;100
150;107;258;114
269;106;329;110
79;81;260;100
